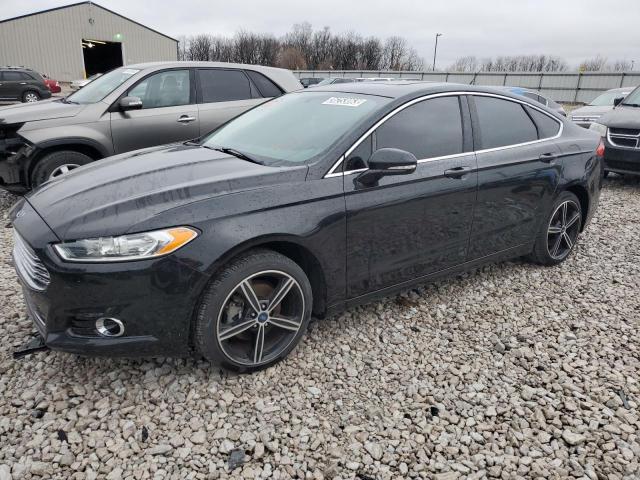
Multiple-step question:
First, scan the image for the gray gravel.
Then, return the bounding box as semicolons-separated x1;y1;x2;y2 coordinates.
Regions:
1;176;639;479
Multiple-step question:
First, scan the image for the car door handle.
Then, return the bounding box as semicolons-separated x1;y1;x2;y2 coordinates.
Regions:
539;152;558;163
444;166;473;179
177;115;197;123
19;82;27;85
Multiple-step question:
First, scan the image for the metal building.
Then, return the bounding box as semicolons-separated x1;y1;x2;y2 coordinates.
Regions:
0;2;178;82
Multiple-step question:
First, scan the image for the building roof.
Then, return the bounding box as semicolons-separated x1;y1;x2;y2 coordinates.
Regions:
0;1;177;43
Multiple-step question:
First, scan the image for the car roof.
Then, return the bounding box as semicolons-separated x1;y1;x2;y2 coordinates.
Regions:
606;87;635;93
125;61;290;75
303;81;535;101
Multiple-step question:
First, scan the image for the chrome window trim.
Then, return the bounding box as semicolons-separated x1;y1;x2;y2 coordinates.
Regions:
324;91;563;178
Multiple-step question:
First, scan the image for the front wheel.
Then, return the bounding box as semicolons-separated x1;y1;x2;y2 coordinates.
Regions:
31;150;93;187
195;249;313;372
22;90;40;103
528;191;582;266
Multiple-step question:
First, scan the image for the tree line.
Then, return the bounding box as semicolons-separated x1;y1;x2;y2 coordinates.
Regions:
178;22;424;71
178;23;634;73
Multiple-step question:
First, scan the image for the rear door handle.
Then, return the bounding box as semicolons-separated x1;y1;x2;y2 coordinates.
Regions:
444;166;473;179
539;152;558;163
177;115;197;123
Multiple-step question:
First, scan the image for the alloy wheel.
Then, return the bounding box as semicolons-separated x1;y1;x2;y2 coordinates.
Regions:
216;270;305;366
547;200;581;260
24;93;39;103
49;164;80;180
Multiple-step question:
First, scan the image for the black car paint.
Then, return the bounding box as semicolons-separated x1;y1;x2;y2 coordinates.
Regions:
598;105;640;175
11;82;602;358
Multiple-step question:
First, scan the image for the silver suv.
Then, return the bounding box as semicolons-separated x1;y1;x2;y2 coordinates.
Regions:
0;62;301;191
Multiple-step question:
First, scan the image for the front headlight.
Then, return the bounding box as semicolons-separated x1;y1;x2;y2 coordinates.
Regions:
589;122;608;137
53;227;198;262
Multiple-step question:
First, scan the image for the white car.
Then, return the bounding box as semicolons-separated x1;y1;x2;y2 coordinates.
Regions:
571;87;636;128
70;73;102;91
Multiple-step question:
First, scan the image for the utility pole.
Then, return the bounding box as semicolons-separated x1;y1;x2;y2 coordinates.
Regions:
432;33;443;71
632;60;635;71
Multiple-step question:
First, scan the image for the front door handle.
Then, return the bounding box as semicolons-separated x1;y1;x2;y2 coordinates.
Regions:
539;152;558;163
177;115;197;123
444;166;473;179
19;82;27;85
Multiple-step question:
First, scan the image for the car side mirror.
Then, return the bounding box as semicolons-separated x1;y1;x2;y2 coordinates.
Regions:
613;97;624;107
355;148;417;187
119;96;143;111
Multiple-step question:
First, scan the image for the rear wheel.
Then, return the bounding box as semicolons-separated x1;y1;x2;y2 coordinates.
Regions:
195;249;312;372
528;191;582;265
22;90;40;103
31;150;93;187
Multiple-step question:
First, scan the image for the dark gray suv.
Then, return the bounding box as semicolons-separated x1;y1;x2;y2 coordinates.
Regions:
0;67;52;104
0;62;301;191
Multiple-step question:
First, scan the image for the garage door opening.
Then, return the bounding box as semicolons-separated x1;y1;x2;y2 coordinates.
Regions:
82;39;123;77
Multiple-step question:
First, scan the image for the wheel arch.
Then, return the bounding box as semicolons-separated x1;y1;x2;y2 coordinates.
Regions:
563;183;590;232
207;235;329;319
27;141;105;187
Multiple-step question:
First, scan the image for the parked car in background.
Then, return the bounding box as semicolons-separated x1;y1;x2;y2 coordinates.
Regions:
0;67;52;103
0;61;301;191
42;75;61;94
70;73;103;91
299;77;323;88
11;82;602;371
590;85;640;176
571;87;635;128
498;86;566;116
311;77;357;87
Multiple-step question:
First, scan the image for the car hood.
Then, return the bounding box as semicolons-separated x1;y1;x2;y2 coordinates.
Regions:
26;143;307;241
599;106;640;128
0;99;84;124
571;105;611;117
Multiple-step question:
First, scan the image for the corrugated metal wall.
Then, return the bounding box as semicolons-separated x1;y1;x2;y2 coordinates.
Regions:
295;70;640;103
0;3;177;81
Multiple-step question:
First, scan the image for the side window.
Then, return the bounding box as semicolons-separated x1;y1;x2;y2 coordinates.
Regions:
376;96;464;159
474;96;538;149
345;134;373;171
128;70;191;109
3;71;22;81
198;69;252;103
245;70;282;98
524;105;561;139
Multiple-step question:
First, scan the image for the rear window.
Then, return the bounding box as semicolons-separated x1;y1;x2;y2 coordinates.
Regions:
524;106;561;139
474;96;538;149
245;70;282;98
198;69;252;103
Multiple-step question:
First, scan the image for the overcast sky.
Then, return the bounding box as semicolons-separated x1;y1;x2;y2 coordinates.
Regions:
2;0;639;69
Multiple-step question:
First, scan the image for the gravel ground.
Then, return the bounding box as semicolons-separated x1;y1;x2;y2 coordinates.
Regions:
0;176;639;480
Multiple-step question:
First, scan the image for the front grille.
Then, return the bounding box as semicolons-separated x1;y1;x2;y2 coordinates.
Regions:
608;129;640;150
13;230;50;291
605;159;640;172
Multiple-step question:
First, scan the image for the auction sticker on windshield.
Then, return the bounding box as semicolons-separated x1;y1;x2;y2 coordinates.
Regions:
322;97;367;107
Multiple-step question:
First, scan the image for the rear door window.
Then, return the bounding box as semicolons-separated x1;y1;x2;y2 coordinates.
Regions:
2;71;23;81
197;69;252;103
473;96;538;149
375;96;464;159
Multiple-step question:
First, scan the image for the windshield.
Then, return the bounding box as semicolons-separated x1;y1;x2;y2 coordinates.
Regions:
66;67;140;104
314;78;335;87
590;90;631;106
621;87;640;106
202;92;388;165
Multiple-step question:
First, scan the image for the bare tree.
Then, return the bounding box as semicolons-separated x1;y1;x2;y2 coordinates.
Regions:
210;36;235;62
278;47;308;70
612;59;633;72
449;55;478;72
382;36;408;70
580;55;608;72
187;34;213;61
309;27;334;69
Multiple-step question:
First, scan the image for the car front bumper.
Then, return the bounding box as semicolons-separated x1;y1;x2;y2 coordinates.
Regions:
603;138;640;175
11;200;210;357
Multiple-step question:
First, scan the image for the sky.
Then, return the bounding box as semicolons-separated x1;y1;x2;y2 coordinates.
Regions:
2;0;639;69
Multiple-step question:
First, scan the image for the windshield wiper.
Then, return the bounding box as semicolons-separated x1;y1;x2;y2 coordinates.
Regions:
621;103;640;107
207;146;265;165
60;97;78;104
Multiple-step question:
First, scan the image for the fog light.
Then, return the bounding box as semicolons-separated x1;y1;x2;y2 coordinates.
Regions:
96;318;125;337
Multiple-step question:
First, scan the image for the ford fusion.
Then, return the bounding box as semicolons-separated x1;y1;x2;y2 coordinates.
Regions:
11;82;603;371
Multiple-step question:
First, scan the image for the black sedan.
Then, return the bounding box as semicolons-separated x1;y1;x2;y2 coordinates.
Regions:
11;82;603;371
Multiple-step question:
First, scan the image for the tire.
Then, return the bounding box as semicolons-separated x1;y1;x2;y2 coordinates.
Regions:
528;191;582;266
195;249;313;372
22;90;40;103
30;150;93;187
